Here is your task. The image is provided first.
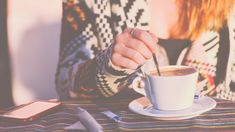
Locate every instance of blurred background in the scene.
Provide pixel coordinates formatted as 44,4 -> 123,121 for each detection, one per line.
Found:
0,0 -> 12,108
0,0 -> 62,107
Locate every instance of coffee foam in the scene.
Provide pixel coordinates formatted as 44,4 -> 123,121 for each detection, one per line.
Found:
150,67 -> 196,76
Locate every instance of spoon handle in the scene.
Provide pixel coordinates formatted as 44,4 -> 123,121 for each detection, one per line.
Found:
152,53 -> 161,76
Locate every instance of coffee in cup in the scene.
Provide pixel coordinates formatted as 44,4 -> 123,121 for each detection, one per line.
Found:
150,66 -> 196,76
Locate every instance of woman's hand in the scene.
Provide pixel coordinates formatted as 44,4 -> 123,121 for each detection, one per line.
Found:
112,28 -> 158,69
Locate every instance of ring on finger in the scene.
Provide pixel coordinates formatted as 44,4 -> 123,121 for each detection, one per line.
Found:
130,28 -> 135,37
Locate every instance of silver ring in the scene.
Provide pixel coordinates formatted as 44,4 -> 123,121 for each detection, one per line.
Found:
130,28 -> 135,37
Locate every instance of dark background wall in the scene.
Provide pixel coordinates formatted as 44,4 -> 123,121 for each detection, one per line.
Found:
0,0 -> 14,108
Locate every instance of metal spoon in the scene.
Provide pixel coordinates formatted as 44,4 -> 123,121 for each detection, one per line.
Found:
152,53 -> 161,76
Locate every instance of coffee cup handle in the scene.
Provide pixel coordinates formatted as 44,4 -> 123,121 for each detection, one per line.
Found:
132,77 -> 155,105
132,77 -> 146,96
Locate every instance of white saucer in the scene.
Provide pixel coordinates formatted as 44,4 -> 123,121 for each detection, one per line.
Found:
128,96 -> 216,120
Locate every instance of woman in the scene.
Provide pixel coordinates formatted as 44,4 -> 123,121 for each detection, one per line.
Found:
56,0 -> 235,100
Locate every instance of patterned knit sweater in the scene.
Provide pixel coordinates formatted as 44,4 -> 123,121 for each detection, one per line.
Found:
56,0 -> 235,101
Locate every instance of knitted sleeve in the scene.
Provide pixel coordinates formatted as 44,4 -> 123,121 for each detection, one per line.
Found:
55,0 -> 136,100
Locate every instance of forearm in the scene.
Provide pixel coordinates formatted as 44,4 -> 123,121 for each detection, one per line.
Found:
56,44 -> 137,100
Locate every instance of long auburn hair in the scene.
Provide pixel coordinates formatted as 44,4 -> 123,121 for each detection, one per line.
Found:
171,0 -> 235,41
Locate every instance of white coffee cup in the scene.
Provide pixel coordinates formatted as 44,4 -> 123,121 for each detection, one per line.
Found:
133,65 -> 198,111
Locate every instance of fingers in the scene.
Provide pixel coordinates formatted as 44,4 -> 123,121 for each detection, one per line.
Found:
148,32 -> 158,44
112,53 -> 139,69
124,38 -> 152,59
111,27 -> 158,69
114,44 -> 146,65
126,28 -> 157,52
